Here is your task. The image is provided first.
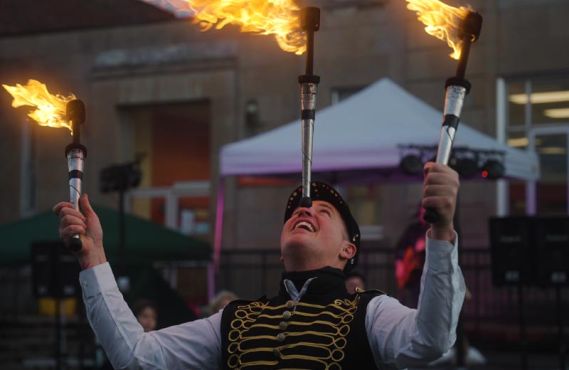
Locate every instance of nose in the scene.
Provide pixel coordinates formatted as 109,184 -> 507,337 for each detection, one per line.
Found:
295,206 -> 314,217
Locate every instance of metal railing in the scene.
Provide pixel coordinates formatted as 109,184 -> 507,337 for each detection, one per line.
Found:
218,246 -> 569,347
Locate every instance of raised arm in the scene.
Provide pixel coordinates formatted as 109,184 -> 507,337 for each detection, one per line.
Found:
80,263 -> 221,369
366,236 -> 465,368
365,162 -> 466,368
54,195 -> 222,369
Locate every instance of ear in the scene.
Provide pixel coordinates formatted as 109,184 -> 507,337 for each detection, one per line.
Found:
339,240 -> 357,261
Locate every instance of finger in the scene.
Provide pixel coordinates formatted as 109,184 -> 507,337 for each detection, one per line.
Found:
53,202 -> 74,216
424,185 -> 457,197
423,162 -> 434,176
80,194 -> 97,218
422,196 -> 454,211
61,225 -> 86,239
61,214 -> 87,229
425,172 -> 459,186
424,162 -> 458,176
58,207 -> 87,222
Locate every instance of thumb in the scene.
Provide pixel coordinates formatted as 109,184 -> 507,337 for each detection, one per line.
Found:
80,193 -> 96,217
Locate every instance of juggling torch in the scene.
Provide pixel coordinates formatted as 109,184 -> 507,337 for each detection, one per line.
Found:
424,11 -> 483,224
298,7 -> 321,208
65,100 -> 87,252
2,80 -> 88,250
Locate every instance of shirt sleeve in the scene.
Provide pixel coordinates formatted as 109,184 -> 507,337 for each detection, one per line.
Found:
80,262 -> 222,370
365,233 -> 466,369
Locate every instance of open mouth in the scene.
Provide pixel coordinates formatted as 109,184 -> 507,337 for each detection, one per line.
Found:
293,220 -> 316,232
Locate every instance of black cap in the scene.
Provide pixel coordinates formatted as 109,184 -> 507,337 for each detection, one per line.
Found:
283,181 -> 360,272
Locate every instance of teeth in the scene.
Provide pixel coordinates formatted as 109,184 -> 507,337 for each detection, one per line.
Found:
295,221 -> 315,232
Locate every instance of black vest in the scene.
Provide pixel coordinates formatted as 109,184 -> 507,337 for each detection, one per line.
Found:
221,267 -> 383,369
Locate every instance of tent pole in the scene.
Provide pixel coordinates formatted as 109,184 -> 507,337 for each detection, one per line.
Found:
210,177 -> 226,300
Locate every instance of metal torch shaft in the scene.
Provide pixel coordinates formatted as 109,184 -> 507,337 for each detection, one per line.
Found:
424,78 -> 470,224
66,146 -> 86,251
435,81 -> 469,165
300,80 -> 318,206
299,7 -> 320,207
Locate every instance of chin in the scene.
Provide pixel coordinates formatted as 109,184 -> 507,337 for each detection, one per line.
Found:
282,233 -> 314,249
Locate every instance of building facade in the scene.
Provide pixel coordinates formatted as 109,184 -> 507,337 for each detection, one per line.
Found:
1,0 -> 568,262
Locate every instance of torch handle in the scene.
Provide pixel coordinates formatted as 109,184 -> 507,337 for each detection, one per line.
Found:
301,118 -> 314,207
423,81 -> 468,225
66,145 -> 86,252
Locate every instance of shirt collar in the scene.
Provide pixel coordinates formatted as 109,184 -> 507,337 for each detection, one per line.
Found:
279,267 -> 347,299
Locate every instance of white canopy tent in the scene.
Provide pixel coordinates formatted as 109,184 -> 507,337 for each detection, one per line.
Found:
212,78 -> 539,291
221,78 -> 538,180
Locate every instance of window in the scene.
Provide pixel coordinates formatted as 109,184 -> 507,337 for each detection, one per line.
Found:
501,74 -> 569,215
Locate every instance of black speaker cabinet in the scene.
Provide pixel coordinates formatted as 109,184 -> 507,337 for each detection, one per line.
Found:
489,217 -> 535,286
534,216 -> 569,286
31,241 -> 80,298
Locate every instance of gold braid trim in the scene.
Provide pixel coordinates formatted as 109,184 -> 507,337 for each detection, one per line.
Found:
227,295 -> 360,369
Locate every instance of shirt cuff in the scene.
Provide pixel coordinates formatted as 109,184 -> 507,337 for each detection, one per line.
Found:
78,262 -> 118,298
425,231 -> 459,272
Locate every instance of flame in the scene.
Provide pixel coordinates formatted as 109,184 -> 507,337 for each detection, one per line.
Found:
186,0 -> 306,55
2,79 -> 75,133
406,0 -> 471,60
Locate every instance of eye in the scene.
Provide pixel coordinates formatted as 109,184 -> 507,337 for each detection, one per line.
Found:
319,208 -> 331,217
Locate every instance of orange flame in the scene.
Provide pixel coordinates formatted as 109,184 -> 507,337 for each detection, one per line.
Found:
406,0 -> 471,60
186,0 -> 306,55
2,79 -> 75,134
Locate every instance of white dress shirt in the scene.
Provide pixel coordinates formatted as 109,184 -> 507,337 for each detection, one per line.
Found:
80,235 -> 465,369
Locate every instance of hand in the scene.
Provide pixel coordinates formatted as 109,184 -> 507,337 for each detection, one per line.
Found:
53,194 -> 107,270
422,162 -> 459,242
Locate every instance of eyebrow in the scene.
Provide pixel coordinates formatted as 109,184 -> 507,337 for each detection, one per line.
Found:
317,203 -> 335,213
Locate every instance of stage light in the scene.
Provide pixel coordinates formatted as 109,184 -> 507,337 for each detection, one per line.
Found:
481,159 -> 505,180
450,156 -> 479,178
400,154 -> 424,175
100,162 -> 142,193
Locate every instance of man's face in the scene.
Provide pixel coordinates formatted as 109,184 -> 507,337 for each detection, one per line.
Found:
137,307 -> 157,332
280,200 -> 355,271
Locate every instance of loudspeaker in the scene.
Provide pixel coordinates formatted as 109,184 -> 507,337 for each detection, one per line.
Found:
31,241 -> 80,298
489,217 -> 535,286
534,217 -> 569,286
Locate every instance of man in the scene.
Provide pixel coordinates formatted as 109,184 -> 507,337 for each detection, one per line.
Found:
54,162 -> 464,369
133,300 -> 159,332
395,206 -> 430,308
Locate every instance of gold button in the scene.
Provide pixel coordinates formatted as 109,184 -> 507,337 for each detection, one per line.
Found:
286,300 -> 295,309
273,348 -> 282,359
276,333 -> 286,342
282,310 -> 292,320
279,321 -> 288,330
